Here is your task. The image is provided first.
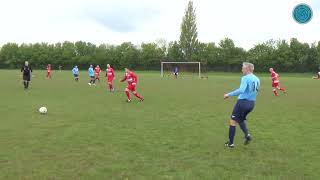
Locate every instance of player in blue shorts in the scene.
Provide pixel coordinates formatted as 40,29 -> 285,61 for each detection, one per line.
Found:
72,65 -> 79,81
223,62 -> 260,148
88,65 -> 95,86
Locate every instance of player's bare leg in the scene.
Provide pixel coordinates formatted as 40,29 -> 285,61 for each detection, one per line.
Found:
108,82 -> 114,92
46,72 -> 52,79
125,88 -> 131,102
132,90 -> 144,101
272,88 -> 279,96
276,86 -> 286,94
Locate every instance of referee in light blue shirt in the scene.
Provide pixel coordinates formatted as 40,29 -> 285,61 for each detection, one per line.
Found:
223,62 -> 260,148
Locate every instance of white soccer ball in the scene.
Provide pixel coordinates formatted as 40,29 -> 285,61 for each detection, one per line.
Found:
39,107 -> 47,114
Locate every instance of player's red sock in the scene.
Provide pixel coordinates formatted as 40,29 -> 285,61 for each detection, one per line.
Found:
109,84 -> 113,90
273,90 -> 278,96
133,92 -> 142,99
125,91 -> 131,100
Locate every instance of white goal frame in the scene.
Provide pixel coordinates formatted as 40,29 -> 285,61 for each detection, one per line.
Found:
161,61 -> 201,78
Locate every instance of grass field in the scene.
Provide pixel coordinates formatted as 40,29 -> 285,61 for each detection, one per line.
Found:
0,70 -> 319,179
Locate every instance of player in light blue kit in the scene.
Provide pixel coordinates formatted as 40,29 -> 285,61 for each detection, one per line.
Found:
72,65 -> 79,82
223,62 -> 260,148
88,65 -> 95,86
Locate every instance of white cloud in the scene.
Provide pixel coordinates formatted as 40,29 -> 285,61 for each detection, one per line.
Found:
0,0 -> 319,49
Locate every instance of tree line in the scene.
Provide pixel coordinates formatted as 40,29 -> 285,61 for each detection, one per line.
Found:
0,38 -> 319,72
1,0 -> 319,72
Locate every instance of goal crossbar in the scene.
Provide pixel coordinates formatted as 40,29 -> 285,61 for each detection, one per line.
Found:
161,61 -> 201,78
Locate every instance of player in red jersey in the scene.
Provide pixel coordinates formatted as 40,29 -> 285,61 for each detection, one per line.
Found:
105,64 -> 115,92
46,64 -> 52,79
94,65 -> 101,82
269,68 -> 286,96
120,68 -> 144,102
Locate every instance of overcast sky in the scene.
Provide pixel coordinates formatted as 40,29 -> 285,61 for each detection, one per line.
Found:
0,0 -> 319,49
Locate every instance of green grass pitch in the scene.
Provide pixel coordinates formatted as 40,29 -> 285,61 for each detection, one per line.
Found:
0,70 -> 319,179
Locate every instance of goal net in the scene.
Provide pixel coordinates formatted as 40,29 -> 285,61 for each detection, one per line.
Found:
161,62 -> 203,78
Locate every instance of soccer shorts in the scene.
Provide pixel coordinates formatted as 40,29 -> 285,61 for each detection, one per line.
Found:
73,74 -> 79,78
127,84 -> 136,91
23,75 -> 31,81
231,99 -> 255,123
272,82 -> 279,87
107,78 -> 113,83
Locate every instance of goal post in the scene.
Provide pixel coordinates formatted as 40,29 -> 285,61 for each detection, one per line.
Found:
161,61 -> 201,78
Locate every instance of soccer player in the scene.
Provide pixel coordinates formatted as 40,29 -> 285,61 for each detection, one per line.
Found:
223,62 -> 260,148
72,65 -> 79,81
312,72 -> 320,79
269,68 -> 286,96
46,64 -> 52,79
88,65 -> 95,86
21,61 -> 32,90
94,65 -> 101,82
173,66 -> 179,79
120,68 -> 144,102
105,64 -> 115,92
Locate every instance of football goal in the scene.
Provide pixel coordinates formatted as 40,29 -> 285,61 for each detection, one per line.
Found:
160,61 -> 202,78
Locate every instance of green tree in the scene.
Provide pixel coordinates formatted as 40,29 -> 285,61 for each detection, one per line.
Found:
307,43 -> 319,72
0,38 -> 319,72
216,38 -> 246,71
179,0 -> 199,61
115,42 -> 140,69
167,41 -> 183,62
140,43 -> 166,70
193,42 -> 218,66
0,43 -> 20,68
247,40 -> 276,71
316,42 -> 320,71
274,40 -> 291,72
289,38 -> 310,72
61,41 -> 76,68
